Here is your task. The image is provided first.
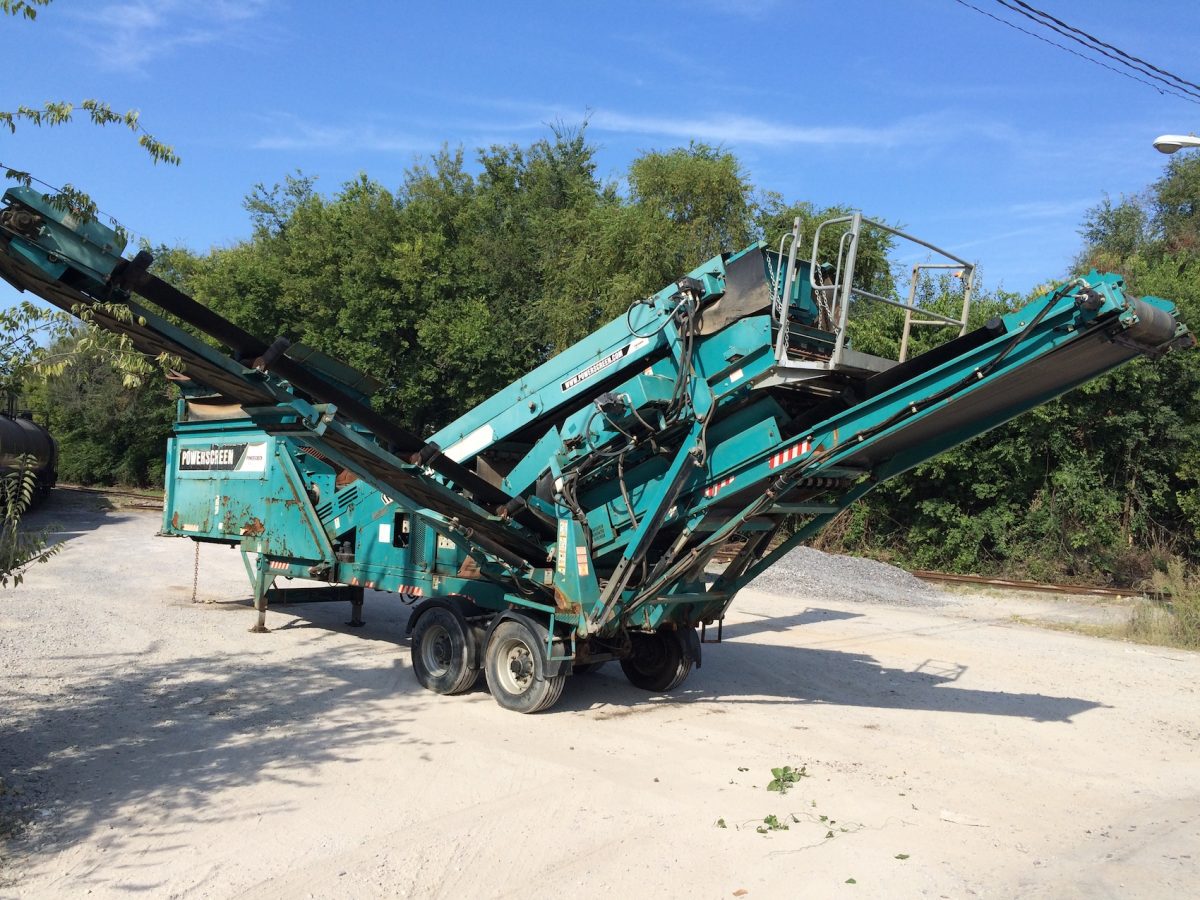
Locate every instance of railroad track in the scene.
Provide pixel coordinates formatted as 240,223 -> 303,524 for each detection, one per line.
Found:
910,569 -> 1172,603
56,483 -> 164,510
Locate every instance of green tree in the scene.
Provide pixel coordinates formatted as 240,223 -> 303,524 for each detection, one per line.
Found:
173,131 -> 780,433
827,150 -> 1200,585
28,326 -> 175,487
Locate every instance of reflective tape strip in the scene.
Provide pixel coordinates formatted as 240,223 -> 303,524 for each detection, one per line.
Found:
703,476 -> 736,498
768,440 -> 811,469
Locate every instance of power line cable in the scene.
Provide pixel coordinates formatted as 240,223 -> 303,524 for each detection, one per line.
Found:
0,161 -> 137,236
1008,0 -> 1200,95
993,0 -> 1200,101
950,0 -> 1200,106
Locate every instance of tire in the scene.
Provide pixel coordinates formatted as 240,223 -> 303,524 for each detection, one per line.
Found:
619,629 -> 692,693
410,606 -> 479,695
484,619 -> 566,713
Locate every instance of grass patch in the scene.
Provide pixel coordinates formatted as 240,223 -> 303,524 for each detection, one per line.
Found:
1010,596 -> 1200,653
1123,558 -> 1200,650
1004,555 -> 1200,652
1123,599 -> 1200,650
1008,614 -> 1116,640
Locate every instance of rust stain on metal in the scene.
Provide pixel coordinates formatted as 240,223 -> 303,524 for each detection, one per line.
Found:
552,586 -> 581,614
241,517 -> 265,536
457,557 -> 482,579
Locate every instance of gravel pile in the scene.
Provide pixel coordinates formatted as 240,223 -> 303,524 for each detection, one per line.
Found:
744,545 -> 950,607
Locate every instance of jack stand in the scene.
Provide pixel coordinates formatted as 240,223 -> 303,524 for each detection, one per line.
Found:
346,586 -> 365,627
244,550 -> 271,633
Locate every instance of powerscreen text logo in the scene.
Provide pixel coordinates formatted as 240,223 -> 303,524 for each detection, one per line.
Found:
178,442 -> 268,473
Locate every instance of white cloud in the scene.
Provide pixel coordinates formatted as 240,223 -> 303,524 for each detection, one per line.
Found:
587,109 -> 968,149
67,0 -> 273,72
246,98 -> 1022,163
1003,199 -> 1092,220
251,116 -> 433,154
678,0 -> 782,19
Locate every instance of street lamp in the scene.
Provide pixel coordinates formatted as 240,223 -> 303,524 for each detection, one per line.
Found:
1152,134 -> 1200,154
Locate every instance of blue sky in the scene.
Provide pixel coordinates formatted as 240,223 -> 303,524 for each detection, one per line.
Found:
3,0 -> 1199,309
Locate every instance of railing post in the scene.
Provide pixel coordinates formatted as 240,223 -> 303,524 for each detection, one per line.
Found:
773,216 -> 802,363
960,264 -> 975,336
899,263 -> 920,362
831,212 -> 861,368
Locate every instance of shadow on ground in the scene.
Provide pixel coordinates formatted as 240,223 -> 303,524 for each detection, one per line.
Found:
18,489 -> 136,549
256,599 -> 1104,725
554,623 -> 1105,722
1,587 -> 1103,889
0,638 -> 435,880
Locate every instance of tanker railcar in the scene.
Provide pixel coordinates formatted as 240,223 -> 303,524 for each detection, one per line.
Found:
0,412 -> 57,502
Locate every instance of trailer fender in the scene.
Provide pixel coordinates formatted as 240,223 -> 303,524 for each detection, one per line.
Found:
484,611 -> 571,679
406,596 -> 488,670
679,625 -> 702,669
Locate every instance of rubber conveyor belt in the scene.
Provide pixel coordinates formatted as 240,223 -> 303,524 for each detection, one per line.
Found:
838,299 -> 1178,472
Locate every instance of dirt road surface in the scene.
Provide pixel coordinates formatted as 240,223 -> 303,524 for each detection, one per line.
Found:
2,493 -> 1198,898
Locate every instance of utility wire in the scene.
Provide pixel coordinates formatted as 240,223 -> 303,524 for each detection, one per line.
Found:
1007,0 -> 1200,96
0,160 -> 137,236
951,0 -> 1200,107
994,0 -> 1200,101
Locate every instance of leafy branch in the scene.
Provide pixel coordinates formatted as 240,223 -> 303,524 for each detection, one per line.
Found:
2,1 -> 180,225
0,101 -> 180,169
1,0 -> 52,21
0,455 -> 60,588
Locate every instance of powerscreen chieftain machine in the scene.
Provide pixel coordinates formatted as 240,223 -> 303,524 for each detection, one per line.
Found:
0,185 -> 1191,712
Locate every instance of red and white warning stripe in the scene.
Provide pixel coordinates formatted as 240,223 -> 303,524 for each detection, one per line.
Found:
269,559 -> 291,571
299,446 -> 332,464
349,575 -> 424,596
703,476 -> 736,498
769,439 -> 811,469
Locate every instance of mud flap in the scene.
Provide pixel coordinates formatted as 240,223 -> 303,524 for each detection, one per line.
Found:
679,626 -> 702,669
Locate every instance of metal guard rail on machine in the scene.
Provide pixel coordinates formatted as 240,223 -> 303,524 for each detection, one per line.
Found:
0,185 -> 1192,712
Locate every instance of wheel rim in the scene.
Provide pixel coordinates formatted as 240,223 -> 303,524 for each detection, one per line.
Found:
632,637 -> 667,674
494,636 -> 536,696
420,623 -> 454,678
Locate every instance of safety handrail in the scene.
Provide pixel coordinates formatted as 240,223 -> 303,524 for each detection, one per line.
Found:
771,213 -> 976,368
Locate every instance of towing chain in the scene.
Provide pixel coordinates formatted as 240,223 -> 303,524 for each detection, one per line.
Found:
190,541 -> 201,603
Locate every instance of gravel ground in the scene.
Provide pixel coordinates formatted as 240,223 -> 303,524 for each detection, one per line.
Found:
744,546 -> 952,607
3,492 -> 1199,899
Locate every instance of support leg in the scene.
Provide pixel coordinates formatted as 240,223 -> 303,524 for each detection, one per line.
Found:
346,586 -> 365,627
245,551 -> 272,633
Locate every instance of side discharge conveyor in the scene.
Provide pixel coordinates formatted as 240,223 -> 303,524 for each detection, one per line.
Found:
0,186 -> 1192,712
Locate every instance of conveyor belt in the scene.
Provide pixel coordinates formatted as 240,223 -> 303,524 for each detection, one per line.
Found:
0,245 -> 547,563
838,306 -> 1174,472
